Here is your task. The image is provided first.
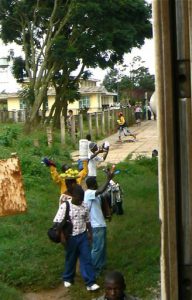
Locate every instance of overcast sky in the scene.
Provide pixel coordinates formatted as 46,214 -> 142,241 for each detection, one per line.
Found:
89,38 -> 155,81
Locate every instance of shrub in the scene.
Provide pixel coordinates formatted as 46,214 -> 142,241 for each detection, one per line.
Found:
0,126 -> 18,146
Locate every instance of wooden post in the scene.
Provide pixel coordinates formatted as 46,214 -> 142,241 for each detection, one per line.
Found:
107,109 -> 111,134
95,112 -> 99,137
15,111 -> 18,123
88,113 -> 92,137
60,115 -> 65,146
79,114 -> 84,139
46,127 -> 53,148
101,111 -> 105,135
10,111 -> 14,122
151,0 -> 192,298
111,109 -> 115,132
71,116 -> 76,143
22,110 -> 26,122
33,139 -> 39,147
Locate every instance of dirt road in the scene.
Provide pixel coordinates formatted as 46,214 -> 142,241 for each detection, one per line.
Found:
72,119 -> 158,164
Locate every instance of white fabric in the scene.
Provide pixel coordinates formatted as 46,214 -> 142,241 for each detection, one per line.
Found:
59,194 -> 72,206
88,155 -> 103,176
84,189 -> 106,228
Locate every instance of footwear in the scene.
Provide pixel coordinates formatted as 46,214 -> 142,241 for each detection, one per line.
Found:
87,283 -> 100,291
64,281 -> 72,287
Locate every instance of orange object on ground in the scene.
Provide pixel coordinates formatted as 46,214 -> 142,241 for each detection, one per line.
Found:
0,157 -> 27,217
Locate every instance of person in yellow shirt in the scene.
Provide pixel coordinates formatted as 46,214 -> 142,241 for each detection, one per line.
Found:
42,158 -> 88,195
117,112 -> 136,142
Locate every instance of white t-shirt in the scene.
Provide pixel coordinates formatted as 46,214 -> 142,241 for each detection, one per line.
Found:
84,189 -> 106,228
88,155 -> 103,176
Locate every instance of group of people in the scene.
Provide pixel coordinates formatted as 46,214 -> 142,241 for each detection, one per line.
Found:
134,103 -> 153,124
43,111 -> 139,298
43,135 -> 112,292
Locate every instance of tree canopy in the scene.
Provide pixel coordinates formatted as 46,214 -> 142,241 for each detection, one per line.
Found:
103,56 -> 155,103
0,0 -> 152,130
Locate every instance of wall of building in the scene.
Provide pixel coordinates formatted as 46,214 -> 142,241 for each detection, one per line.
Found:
7,97 -> 20,111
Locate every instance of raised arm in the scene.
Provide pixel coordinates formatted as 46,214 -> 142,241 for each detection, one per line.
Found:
95,171 -> 114,196
78,160 -> 88,184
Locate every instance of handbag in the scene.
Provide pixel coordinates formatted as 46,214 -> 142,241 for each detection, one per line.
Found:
48,201 -> 73,244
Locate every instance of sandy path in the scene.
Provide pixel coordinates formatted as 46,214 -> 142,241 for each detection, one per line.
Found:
23,284 -> 71,300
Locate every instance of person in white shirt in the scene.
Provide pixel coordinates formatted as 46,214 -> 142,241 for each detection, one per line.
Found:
84,171 -> 113,277
88,142 -> 109,177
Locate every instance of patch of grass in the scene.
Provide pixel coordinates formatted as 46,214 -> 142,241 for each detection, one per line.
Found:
69,159 -> 160,300
0,282 -> 23,300
0,123 -> 160,299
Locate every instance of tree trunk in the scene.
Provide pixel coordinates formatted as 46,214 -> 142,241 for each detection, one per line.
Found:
25,81 -> 49,131
46,102 -> 56,125
52,83 -> 69,128
53,103 -> 62,128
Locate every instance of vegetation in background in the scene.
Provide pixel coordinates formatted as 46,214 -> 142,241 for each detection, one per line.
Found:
0,0 -> 152,130
0,123 -> 160,299
103,56 -> 155,104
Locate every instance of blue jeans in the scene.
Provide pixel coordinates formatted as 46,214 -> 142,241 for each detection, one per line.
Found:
92,227 -> 106,276
63,231 -> 96,286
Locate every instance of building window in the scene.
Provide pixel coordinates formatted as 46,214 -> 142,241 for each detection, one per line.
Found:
19,99 -> 26,110
79,96 -> 90,109
0,100 -> 7,110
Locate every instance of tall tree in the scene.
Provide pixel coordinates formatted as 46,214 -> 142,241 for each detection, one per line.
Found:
103,56 -> 155,101
0,0 -> 152,131
102,68 -> 121,93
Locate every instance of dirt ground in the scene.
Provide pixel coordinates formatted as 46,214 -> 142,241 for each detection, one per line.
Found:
23,284 -> 71,300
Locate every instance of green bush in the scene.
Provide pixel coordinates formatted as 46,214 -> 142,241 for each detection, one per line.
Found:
0,126 -> 18,146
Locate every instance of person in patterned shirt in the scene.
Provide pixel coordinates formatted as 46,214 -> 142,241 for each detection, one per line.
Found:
53,183 -> 100,291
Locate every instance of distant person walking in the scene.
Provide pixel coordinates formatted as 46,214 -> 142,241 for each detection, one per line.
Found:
117,112 -> 136,142
66,109 -> 73,134
145,104 -> 152,120
67,109 -> 78,137
134,105 -> 142,125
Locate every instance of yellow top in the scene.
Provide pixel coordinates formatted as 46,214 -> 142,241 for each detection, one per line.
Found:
50,160 -> 88,194
117,116 -> 125,126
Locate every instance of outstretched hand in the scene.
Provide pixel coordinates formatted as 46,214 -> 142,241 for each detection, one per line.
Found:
106,165 -> 115,180
98,147 -> 104,154
42,157 -> 56,167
